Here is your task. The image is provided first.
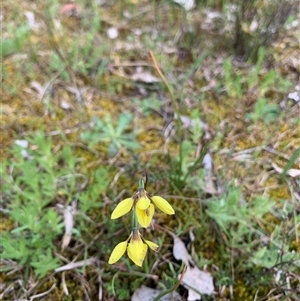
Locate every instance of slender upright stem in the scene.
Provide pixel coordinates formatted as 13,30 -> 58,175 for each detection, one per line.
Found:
149,51 -> 182,136
132,205 -> 138,231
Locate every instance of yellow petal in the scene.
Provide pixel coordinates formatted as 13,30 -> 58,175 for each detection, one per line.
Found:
127,240 -> 148,267
144,239 -> 159,252
111,198 -> 134,219
108,241 -> 127,264
136,196 -> 150,210
151,196 -> 175,215
136,204 -> 154,228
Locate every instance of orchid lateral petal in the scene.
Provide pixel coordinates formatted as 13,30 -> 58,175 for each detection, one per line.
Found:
111,198 -> 134,219
108,241 -> 127,264
151,196 -> 175,215
144,239 -> 159,252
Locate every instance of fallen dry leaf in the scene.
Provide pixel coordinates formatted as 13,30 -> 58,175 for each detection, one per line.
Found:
131,67 -> 160,83
203,153 -> 221,194
15,139 -> 31,159
55,258 -> 98,273
107,27 -> 119,39
57,201 -> 77,250
31,81 -> 45,97
172,233 -> 194,265
60,3 -> 81,16
131,285 -> 181,301
272,162 -> 300,178
179,266 -> 215,300
24,11 -> 40,30
288,91 -> 300,102
171,233 -> 215,300
172,0 -> 195,11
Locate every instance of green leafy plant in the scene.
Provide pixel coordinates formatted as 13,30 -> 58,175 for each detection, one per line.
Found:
206,187 -> 300,281
2,23 -> 31,58
103,268 -> 149,300
168,140 -> 209,192
133,94 -> 161,116
223,48 -> 292,101
1,131 -> 110,278
206,189 -> 274,235
223,58 -> 243,98
1,139 -> 63,278
78,166 -> 109,214
45,0 -> 104,77
104,272 -> 131,300
246,97 -> 279,124
81,112 -> 141,156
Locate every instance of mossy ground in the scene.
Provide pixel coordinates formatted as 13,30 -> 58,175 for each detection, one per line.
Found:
1,0 -> 299,300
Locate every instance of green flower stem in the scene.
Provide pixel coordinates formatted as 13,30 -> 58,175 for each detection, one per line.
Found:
132,206 -> 138,230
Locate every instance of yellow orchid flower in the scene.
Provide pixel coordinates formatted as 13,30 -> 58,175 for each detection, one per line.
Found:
108,230 -> 159,267
111,179 -> 175,228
